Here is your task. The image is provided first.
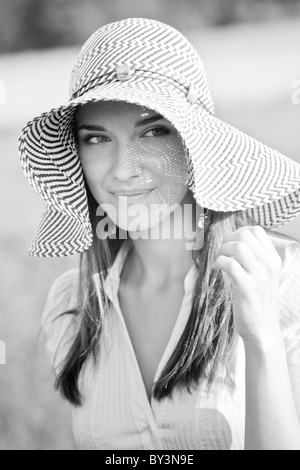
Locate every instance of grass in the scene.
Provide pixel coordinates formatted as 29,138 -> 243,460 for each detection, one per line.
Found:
0,17 -> 300,450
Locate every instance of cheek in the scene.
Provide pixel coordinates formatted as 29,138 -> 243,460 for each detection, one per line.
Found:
78,153 -> 109,203
140,138 -> 189,186
79,149 -> 107,182
150,142 -> 189,202
161,141 -> 189,184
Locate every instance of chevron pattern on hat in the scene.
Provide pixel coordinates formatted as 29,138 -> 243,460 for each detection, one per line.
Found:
70,17 -> 214,114
27,205 -> 93,257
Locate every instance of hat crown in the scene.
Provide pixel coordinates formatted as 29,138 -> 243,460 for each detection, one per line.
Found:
70,17 -> 214,114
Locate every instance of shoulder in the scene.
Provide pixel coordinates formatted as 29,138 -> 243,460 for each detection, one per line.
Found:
42,268 -> 80,368
267,230 -> 300,359
42,268 -> 79,325
52,267 -> 79,286
45,268 -> 79,305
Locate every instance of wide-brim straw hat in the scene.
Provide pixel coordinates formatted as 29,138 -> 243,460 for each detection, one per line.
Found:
19,17 -> 300,257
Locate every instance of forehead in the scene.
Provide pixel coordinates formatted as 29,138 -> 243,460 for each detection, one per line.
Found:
76,100 -> 159,123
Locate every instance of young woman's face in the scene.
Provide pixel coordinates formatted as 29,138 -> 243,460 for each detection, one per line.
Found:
76,101 -> 191,233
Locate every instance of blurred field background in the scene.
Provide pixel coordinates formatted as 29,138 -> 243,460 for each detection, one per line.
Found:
0,0 -> 300,450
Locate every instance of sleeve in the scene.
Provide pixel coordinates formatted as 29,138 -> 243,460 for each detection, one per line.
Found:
41,268 -> 80,373
277,239 -> 300,365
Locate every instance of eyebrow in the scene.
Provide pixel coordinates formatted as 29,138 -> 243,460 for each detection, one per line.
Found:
76,113 -> 165,132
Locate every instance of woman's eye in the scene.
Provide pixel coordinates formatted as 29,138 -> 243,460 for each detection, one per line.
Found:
142,127 -> 170,138
82,135 -> 110,145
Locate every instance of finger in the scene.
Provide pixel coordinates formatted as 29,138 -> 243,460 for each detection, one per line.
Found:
247,226 -> 280,258
213,254 -> 248,286
222,226 -> 269,263
236,225 -> 282,270
216,240 -> 258,273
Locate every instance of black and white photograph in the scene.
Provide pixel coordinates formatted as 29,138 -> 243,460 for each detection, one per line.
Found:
1,0 -> 300,452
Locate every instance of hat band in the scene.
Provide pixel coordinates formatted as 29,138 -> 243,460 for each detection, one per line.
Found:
71,68 -> 213,115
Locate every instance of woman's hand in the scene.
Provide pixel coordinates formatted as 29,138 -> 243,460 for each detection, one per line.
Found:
213,226 -> 283,346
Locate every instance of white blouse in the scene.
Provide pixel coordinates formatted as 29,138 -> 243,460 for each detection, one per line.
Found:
42,231 -> 300,450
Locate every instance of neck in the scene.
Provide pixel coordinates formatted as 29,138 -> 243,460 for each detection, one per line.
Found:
122,190 -> 198,290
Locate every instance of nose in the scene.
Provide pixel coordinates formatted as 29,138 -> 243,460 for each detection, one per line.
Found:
111,139 -> 143,181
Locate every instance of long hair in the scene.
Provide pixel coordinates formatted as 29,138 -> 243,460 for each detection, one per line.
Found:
54,185 -> 255,406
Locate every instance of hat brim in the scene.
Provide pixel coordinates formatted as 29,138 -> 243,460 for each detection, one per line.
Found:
19,79 -> 300,256
27,204 -> 93,257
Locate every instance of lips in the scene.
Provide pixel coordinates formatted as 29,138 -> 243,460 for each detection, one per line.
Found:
110,188 -> 154,203
112,189 -> 154,197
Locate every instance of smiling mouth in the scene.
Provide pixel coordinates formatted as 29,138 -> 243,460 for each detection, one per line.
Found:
111,189 -> 154,201
112,189 -> 154,197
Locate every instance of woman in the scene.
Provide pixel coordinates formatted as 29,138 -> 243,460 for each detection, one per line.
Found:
19,18 -> 300,450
